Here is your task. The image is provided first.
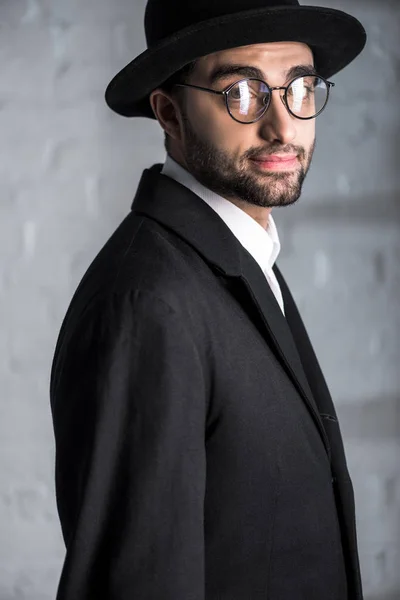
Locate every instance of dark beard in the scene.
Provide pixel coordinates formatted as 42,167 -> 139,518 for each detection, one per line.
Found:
180,112 -> 316,209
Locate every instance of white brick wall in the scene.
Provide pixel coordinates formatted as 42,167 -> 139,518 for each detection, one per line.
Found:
0,0 -> 399,598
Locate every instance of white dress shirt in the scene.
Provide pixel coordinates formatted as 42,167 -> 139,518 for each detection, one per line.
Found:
161,154 -> 285,316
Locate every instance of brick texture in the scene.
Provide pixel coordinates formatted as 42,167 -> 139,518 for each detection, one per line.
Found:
0,0 -> 399,598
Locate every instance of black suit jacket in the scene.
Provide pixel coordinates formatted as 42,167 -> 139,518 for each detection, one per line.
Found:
50,164 -> 363,599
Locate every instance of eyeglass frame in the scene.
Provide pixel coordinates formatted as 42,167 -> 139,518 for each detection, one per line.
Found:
174,73 -> 335,124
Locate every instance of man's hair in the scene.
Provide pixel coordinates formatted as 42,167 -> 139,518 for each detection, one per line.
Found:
158,60 -> 198,153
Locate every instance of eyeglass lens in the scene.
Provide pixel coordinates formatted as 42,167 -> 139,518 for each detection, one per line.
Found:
227,76 -> 329,122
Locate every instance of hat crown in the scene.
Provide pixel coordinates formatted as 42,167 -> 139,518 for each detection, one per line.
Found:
144,0 -> 300,47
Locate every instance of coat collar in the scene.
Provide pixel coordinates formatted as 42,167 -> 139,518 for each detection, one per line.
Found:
131,164 -> 331,458
132,163 -> 243,275
161,153 -> 282,275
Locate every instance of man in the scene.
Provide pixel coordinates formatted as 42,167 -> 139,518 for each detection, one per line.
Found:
50,0 -> 367,598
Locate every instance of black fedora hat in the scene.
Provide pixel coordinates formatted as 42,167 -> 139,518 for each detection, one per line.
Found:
105,0 -> 366,119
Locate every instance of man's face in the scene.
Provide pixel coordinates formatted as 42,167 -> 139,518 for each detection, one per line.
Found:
176,42 -> 316,210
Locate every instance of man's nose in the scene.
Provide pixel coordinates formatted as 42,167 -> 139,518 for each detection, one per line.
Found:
258,90 -> 297,145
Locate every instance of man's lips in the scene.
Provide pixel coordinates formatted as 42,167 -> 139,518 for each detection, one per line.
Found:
251,154 -> 298,163
250,154 -> 299,171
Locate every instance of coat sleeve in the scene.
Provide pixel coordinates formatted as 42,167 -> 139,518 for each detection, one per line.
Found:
51,290 -> 207,600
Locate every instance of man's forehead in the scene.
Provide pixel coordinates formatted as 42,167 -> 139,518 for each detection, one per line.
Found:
198,41 -> 313,71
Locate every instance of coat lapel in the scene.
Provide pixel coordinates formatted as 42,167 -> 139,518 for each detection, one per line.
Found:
273,263 -> 335,418
131,164 -> 331,458
274,263 -> 363,598
237,250 -> 330,457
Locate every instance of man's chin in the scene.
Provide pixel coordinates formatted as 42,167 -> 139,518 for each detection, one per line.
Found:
246,175 -> 304,207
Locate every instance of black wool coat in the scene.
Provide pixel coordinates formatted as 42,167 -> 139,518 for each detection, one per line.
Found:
50,164 -> 363,600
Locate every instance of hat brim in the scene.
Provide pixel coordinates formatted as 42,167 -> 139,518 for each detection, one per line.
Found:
105,5 -> 366,118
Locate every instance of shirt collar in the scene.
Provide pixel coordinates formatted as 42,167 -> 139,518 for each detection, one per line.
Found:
160,153 -> 281,274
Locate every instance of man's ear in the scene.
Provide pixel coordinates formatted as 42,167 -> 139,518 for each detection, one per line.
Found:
149,88 -> 183,144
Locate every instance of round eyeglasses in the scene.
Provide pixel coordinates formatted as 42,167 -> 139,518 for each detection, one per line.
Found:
174,74 -> 335,124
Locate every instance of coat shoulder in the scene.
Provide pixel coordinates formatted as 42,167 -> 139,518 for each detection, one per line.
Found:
65,212 -> 214,325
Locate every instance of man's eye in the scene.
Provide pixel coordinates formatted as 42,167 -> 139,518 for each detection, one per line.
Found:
230,89 -> 258,101
288,86 -> 314,97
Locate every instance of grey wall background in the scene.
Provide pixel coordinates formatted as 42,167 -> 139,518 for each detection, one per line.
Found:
0,0 -> 399,598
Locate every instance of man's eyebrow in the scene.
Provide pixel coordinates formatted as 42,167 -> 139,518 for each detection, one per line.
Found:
284,64 -> 317,81
208,63 -> 317,86
209,64 -> 265,85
